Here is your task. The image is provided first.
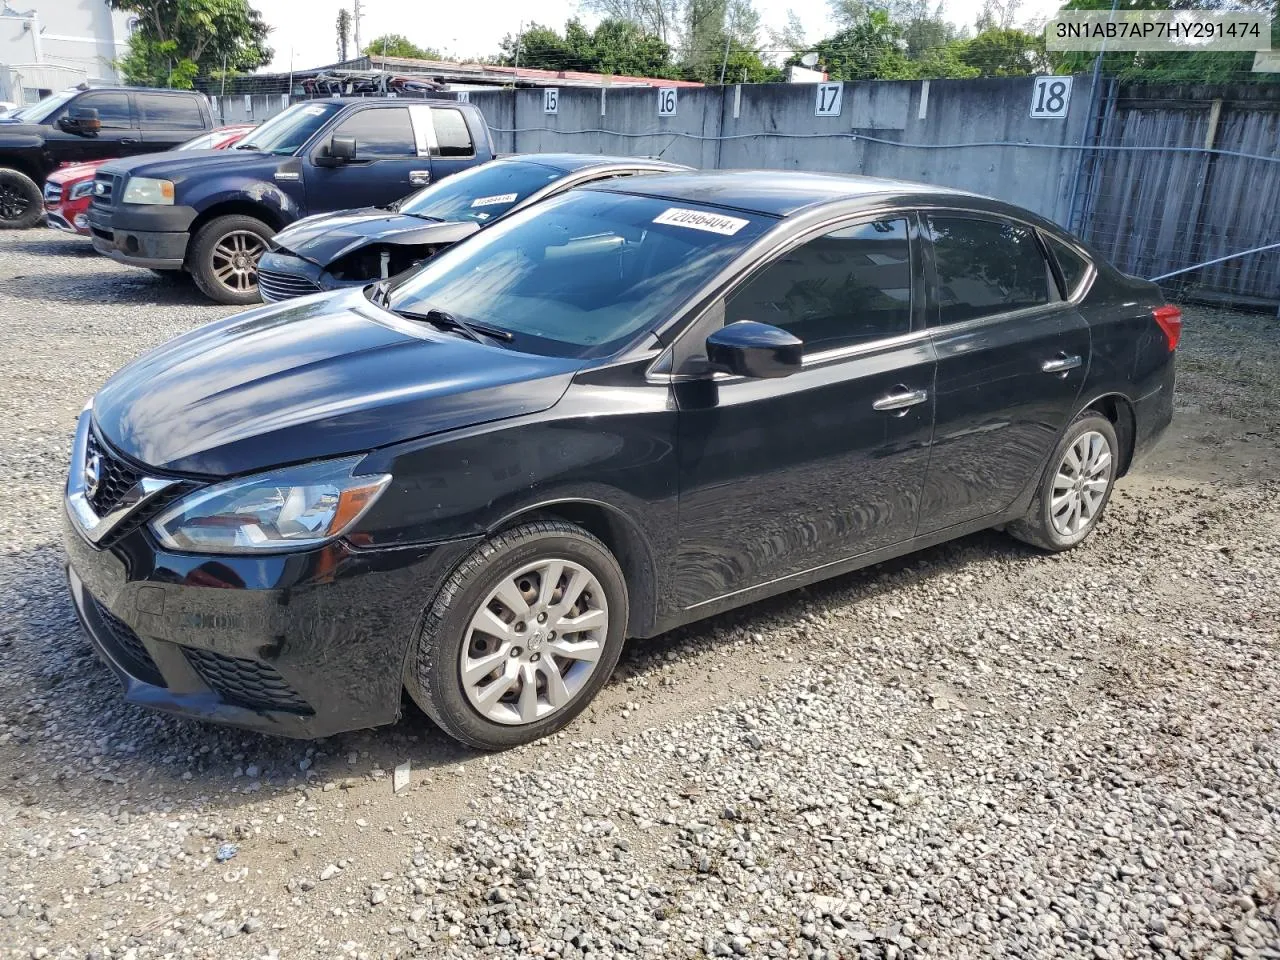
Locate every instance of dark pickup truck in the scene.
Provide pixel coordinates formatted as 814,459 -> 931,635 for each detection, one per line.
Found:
89,97 -> 496,304
0,86 -> 216,229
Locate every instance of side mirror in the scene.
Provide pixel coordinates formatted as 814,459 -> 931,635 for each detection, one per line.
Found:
706,321 -> 803,379
60,106 -> 101,135
329,135 -> 357,162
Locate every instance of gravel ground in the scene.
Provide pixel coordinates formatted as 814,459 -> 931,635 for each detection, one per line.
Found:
0,230 -> 1277,960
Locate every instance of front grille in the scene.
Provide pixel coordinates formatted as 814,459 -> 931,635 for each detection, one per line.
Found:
257,267 -> 321,303
89,594 -> 165,687
44,182 -> 62,204
85,431 -> 142,517
184,649 -> 313,714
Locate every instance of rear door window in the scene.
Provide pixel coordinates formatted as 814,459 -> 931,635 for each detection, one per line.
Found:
431,109 -> 474,157
1044,234 -> 1092,299
136,93 -> 205,130
927,215 -> 1056,325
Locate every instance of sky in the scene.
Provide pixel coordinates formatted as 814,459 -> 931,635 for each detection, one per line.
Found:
254,0 -> 1065,74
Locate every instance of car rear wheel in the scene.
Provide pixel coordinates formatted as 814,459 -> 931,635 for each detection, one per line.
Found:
406,520 -> 628,750
0,168 -> 43,230
1008,411 -> 1119,552
188,214 -> 272,305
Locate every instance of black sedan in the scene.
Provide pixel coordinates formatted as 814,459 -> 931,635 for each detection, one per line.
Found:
256,153 -> 688,302
63,171 -> 1179,750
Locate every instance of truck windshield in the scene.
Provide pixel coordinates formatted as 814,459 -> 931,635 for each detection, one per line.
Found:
386,189 -> 773,359
234,102 -> 343,155
9,89 -> 78,123
397,160 -> 565,224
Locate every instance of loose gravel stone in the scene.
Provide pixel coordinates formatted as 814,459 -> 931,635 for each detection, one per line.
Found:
0,233 -> 1278,959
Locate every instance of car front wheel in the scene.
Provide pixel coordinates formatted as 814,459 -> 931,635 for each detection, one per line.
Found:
406,520 -> 628,750
1009,411 -> 1119,552
0,168 -> 43,230
188,214 -> 272,305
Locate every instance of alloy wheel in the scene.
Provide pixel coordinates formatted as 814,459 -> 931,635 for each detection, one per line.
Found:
459,558 -> 609,726
1050,429 -> 1113,537
0,184 -> 29,221
210,230 -> 266,294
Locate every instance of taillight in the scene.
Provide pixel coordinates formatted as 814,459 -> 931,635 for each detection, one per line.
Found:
1152,305 -> 1182,351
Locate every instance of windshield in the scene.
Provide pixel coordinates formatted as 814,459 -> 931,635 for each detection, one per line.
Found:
398,160 -> 565,224
235,102 -> 342,155
9,89 -> 78,123
387,190 -> 773,359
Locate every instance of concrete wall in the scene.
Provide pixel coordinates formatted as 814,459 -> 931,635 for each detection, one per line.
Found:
467,76 -> 1102,227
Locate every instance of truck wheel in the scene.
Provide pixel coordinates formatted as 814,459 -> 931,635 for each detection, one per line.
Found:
0,169 -> 43,230
188,214 -> 273,305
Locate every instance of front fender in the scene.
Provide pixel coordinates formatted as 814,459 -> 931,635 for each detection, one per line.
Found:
185,178 -> 304,225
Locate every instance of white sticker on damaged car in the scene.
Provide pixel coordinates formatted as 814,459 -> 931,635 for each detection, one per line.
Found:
652,207 -> 750,235
471,193 -> 519,207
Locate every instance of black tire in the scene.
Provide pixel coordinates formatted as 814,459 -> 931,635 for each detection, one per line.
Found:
1008,411 -> 1119,552
406,520 -> 629,750
187,214 -> 273,305
0,168 -> 44,230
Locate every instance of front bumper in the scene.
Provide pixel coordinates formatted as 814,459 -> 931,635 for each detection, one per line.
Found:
258,250 -> 362,303
88,203 -> 197,270
61,428 -> 479,738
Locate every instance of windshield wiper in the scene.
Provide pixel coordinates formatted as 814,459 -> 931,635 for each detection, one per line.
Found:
398,307 -> 513,343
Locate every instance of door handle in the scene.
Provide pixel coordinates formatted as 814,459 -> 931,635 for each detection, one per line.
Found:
409,170 -> 431,185
1041,353 -> 1082,375
873,387 -> 929,414
120,138 -> 139,145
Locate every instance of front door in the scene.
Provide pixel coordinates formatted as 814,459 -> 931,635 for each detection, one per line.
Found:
674,215 -> 936,609
45,91 -> 138,165
916,212 -> 1090,534
303,104 -> 428,213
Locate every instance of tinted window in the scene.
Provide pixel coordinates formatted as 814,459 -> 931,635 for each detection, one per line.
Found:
398,160 -> 563,224
1046,235 -> 1091,298
432,109 -> 473,157
928,216 -> 1052,325
388,192 -> 772,359
76,93 -> 131,129
330,107 -> 416,158
726,218 -> 912,354
136,93 -> 204,130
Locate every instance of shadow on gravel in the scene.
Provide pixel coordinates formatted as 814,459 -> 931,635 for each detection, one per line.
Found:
0,528 -> 1033,816
0,233 -> 100,258
0,268 -> 217,308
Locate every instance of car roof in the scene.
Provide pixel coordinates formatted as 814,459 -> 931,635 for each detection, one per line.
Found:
499,153 -> 690,175
590,169 -> 990,218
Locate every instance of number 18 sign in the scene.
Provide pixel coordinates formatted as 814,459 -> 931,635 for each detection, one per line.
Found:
1030,76 -> 1072,119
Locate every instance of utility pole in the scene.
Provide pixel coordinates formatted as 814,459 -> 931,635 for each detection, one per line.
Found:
352,0 -> 363,59
718,32 -> 730,85
513,20 -> 523,74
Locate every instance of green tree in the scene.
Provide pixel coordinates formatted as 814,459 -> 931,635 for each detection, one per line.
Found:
109,0 -> 272,88
363,33 -> 442,60
499,18 -> 678,77
802,9 -> 913,80
959,27 -> 1048,75
336,8 -> 351,62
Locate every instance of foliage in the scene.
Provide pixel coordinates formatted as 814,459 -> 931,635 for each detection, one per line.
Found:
336,8 -> 351,62
108,0 -> 271,88
362,34 -> 442,60
498,18 -> 680,77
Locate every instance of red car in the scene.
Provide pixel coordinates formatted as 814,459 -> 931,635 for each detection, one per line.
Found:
44,124 -> 254,236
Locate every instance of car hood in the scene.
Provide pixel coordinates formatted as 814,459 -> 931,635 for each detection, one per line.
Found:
273,209 -> 481,267
98,148 -> 269,182
48,159 -> 106,185
92,289 -> 581,476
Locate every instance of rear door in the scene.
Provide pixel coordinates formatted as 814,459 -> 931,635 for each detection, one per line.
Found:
424,105 -> 479,183
44,91 -> 138,165
674,214 -> 936,608
915,211 -> 1090,535
303,104 -> 425,212
136,92 -> 209,150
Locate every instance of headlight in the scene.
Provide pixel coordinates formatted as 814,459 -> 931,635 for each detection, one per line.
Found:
149,457 -> 390,554
121,177 -> 175,205
68,180 -> 96,201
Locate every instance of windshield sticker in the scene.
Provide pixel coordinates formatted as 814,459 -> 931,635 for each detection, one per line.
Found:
652,207 -> 750,236
471,193 -> 519,207
300,105 -> 329,117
